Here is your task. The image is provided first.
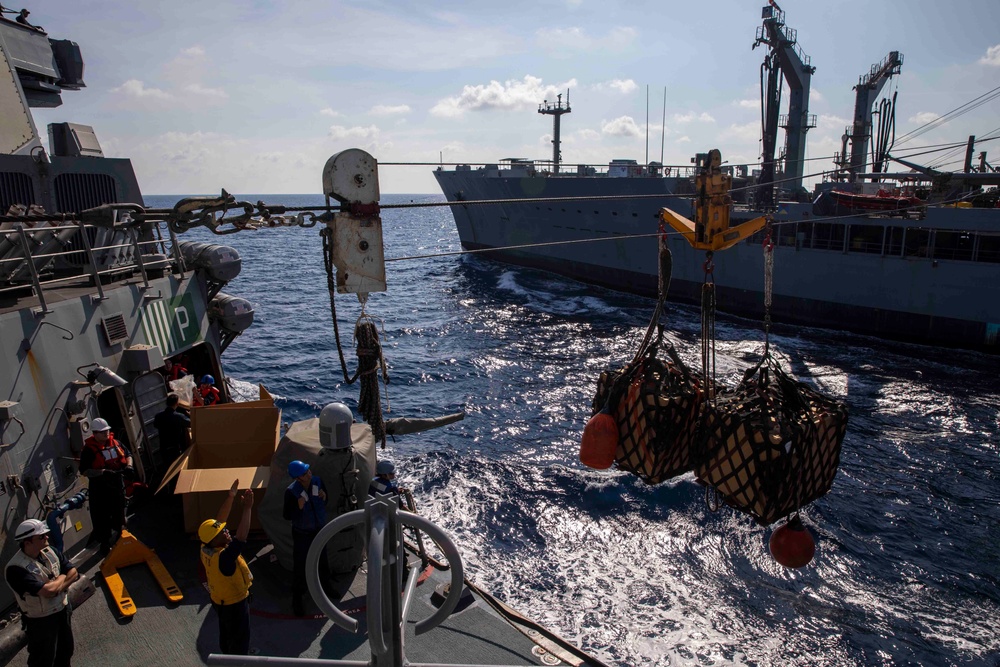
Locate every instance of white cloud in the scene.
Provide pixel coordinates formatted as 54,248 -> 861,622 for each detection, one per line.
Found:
817,113 -> 849,129
369,104 -> 411,116
430,76 -> 577,118
184,83 -> 228,100
592,79 -> 637,94
717,122 -> 760,143
329,125 -> 380,141
810,88 -> 824,104
112,79 -> 171,100
735,99 -> 759,109
534,26 -> 637,53
671,111 -> 715,124
676,136 -> 691,143
979,44 -> 1000,66
601,116 -> 641,137
908,111 -> 940,125
576,129 -> 600,142
180,46 -> 205,57
319,108 -> 340,117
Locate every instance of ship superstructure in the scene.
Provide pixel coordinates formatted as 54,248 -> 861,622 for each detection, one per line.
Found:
0,14 -> 256,616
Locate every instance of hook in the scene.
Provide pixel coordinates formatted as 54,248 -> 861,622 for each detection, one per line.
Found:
20,321 -> 74,352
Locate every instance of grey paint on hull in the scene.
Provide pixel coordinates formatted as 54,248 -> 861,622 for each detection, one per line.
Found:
436,170 -> 1000,350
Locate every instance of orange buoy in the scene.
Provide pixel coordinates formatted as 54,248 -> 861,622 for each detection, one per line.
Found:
579,407 -> 618,469
769,515 -> 816,568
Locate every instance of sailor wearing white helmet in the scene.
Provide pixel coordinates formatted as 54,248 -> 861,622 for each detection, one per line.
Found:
78,417 -> 133,554
4,519 -> 79,666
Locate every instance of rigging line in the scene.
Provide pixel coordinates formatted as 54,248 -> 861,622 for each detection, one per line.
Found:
890,137 -> 1000,161
895,85 -> 1000,146
377,160 -> 698,168
386,192 -> 979,265
895,84 -> 1000,144
385,231 -> 663,262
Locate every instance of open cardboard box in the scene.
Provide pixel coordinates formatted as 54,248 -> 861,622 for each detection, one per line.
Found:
156,386 -> 280,533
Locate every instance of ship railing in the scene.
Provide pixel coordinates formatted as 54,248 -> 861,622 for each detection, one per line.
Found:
0,221 -> 173,312
209,495 -> 532,667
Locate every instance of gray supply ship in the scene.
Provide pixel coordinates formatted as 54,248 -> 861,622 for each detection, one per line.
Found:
434,5 -> 1000,352
0,11 -> 604,666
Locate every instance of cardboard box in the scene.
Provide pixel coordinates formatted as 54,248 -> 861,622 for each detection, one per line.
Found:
157,386 -> 280,533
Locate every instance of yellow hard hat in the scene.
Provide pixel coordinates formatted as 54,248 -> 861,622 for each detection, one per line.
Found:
198,519 -> 226,544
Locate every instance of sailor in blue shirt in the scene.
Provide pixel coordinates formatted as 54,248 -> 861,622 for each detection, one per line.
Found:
282,460 -> 329,616
369,459 -> 406,501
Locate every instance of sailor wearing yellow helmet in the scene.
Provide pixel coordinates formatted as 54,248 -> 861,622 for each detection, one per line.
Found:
199,479 -> 254,656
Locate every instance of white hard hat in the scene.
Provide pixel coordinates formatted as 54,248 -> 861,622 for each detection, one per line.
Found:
14,519 -> 50,542
91,418 -> 111,432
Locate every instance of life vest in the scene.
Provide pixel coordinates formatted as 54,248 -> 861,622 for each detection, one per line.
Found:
200,545 -> 252,605
369,477 -> 400,497
5,547 -> 68,618
200,386 -> 221,406
82,433 -> 129,471
288,477 -> 326,532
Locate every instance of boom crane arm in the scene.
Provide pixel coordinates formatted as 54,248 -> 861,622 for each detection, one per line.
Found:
847,51 -> 903,177
753,4 -> 816,206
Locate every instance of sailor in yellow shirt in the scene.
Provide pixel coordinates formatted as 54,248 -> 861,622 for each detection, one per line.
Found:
198,480 -> 253,656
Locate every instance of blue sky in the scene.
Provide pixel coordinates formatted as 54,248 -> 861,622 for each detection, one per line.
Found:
24,0 -> 1000,194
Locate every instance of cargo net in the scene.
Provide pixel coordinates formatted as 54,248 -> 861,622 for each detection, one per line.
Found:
592,337 -> 710,484
695,352 -> 848,525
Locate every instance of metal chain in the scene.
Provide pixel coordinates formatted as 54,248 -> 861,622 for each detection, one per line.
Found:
762,219 -> 775,346
700,251 -> 717,402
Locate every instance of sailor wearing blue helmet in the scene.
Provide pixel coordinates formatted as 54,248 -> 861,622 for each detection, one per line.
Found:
369,459 -> 408,502
282,460 -> 328,616
197,374 -> 221,406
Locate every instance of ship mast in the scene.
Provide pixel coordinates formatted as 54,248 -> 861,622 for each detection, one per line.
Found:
538,92 -> 571,173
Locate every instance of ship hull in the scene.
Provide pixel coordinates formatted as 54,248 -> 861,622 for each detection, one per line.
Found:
435,170 -> 1000,351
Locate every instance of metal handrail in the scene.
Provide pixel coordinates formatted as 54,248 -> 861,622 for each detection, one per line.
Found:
208,496 -> 531,667
0,218 -> 176,303
0,236 -> 165,266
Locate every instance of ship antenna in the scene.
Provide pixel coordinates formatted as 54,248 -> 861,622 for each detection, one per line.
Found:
538,91 -> 572,173
645,84 -> 650,167
661,86 -> 667,164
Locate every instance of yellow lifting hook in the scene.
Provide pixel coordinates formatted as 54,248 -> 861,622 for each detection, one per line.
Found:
660,149 -> 769,251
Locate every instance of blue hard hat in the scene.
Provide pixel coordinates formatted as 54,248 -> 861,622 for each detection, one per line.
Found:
288,460 -> 310,478
200,374 -> 215,385
375,460 -> 395,476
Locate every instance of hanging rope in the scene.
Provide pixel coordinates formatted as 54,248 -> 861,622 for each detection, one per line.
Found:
321,227 -> 358,384
321,225 -> 390,448
355,316 -> 389,449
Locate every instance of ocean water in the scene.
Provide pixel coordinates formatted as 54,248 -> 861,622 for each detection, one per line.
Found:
146,193 -> 1000,667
